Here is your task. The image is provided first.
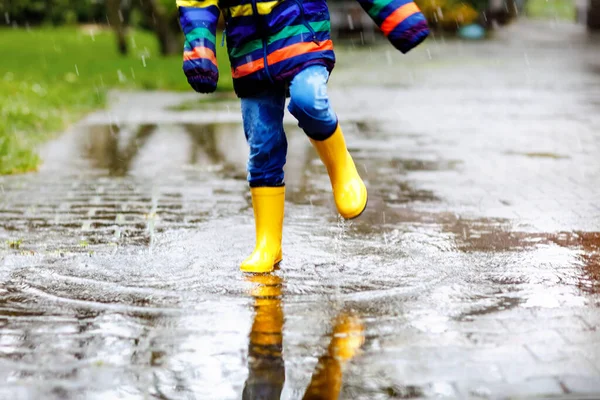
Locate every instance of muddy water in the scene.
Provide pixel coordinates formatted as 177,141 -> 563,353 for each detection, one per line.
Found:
1,21 -> 600,399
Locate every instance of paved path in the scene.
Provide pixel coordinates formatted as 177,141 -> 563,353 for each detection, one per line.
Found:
0,21 -> 599,399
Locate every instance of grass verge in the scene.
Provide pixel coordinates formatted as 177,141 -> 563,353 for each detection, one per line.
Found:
0,26 -> 232,175
525,0 -> 576,20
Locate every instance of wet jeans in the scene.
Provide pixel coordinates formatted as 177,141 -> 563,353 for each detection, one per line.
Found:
241,65 -> 338,187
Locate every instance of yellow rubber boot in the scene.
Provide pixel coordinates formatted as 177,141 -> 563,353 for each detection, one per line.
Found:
310,124 -> 367,219
241,186 -> 285,273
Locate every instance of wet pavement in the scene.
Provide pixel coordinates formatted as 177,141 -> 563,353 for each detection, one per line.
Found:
1,21 -> 600,399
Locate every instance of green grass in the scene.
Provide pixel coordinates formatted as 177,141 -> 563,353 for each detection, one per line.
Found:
525,0 -> 576,20
0,26 -> 232,175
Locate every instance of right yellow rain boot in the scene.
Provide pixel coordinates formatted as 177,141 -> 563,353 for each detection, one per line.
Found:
310,124 -> 368,219
240,186 -> 285,273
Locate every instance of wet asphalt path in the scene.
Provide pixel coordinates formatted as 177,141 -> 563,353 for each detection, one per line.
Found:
1,21 -> 600,399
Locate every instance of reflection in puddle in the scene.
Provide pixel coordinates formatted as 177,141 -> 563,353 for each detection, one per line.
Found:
302,313 -> 365,400
79,123 -> 250,178
83,124 -> 156,176
244,274 -> 365,400
243,274 -> 285,399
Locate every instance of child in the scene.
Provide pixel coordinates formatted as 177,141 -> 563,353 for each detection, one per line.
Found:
177,0 -> 429,273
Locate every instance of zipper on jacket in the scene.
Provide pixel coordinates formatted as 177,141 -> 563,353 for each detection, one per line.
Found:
293,0 -> 319,44
251,0 -> 274,83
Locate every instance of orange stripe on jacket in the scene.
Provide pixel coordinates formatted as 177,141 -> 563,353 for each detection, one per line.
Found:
232,40 -> 334,79
183,46 -> 218,67
380,3 -> 421,36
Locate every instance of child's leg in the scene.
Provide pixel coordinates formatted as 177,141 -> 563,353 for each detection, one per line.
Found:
241,90 -> 288,187
288,66 -> 368,219
240,90 -> 287,273
287,65 -> 338,141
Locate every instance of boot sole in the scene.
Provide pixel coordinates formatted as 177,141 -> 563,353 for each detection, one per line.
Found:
241,258 -> 282,274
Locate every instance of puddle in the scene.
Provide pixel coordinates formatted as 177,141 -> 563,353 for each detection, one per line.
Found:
1,96 -> 599,397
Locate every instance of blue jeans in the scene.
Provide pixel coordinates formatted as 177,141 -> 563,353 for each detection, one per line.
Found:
241,65 -> 338,187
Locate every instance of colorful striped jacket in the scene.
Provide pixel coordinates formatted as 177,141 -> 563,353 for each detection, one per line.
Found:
177,0 -> 429,97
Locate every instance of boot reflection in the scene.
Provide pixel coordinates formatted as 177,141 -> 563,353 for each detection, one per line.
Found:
303,313 -> 365,400
243,274 -> 285,400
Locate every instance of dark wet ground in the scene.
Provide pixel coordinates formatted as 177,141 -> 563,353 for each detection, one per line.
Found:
1,21 -> 600,399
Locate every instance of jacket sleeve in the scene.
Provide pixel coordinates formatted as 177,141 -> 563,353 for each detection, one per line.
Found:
177,0 -> 221,93
356,0 -> 430,54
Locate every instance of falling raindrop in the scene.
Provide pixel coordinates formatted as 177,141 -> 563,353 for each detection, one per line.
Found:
142,55 -> 147,67
117,69 -> 127,83
4,12 -> 9,24
75,64 -> 79,76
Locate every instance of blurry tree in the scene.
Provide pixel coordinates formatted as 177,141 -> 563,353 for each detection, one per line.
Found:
0,0 -> 106,25
106,0 -> 129,54
589,0 -> 600,29
106,0 -> 181,56
0,0 -> 182,56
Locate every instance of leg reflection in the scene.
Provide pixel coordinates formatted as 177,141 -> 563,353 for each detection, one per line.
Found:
303,313 -> 365,400
243,274 -> 285,400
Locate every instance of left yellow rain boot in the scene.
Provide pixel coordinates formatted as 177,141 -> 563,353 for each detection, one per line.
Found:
241,186 -> 285,273
310,124 -> 368,219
